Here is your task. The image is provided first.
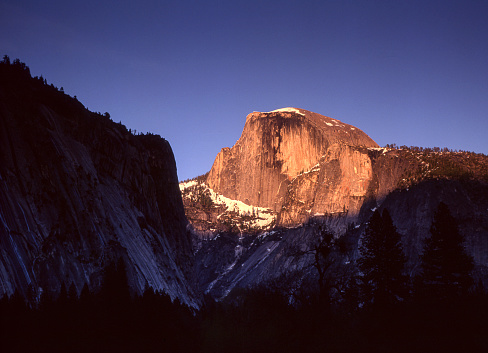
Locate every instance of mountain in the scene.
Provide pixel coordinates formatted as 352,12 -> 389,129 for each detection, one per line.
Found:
2,57 -> 488,307
207,108 -> 378,212
0,59 -> 198,306
181,107 -> 381,235
182,108 -> 488,299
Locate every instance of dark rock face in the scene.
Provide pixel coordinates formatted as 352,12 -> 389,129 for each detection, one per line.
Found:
187,108 -> 488,298
380,179 -> 488,276
0,63 -> 197,305
194,179 -> 488,299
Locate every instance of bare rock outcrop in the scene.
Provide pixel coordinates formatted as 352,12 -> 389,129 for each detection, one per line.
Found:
189,107 -> 488,299
279,144 -> 374,225
206,108 -> 378,224
0,60 -> 198,306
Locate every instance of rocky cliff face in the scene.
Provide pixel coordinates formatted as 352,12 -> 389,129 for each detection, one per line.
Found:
0,61 -> 197,306
193,177 -> 488,300
207,108 -> 378,214
184,108 -> 488,299
278,144 -> 374,226
202,108 -> 488,231
202,108 -> 416,231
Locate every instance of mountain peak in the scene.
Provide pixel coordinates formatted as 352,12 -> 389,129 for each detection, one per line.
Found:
253,107 -> 306,116
246,108 -> 377,146
207,108 -> 379,214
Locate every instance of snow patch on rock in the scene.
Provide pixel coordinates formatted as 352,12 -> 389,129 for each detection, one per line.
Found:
179,180 -> 198,191
207,186 -> 275,228
180,180 -> 276,230
262,107 -> 306,116
368,147 -> 389,154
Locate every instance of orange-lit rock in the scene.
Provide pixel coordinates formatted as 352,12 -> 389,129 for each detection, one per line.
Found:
206,108 -> 378,224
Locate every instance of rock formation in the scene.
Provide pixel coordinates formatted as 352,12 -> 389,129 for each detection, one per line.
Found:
184,108 -> 488,299
3,59 -> 488,306
0,60 -> 197,306
206,108 -> 378,214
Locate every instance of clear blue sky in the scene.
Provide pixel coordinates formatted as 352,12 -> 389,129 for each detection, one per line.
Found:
1,0 -> 487,181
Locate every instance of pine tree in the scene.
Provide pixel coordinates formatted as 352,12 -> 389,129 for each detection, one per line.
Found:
358,209 -> 407,306
312,225 -> 337,307
100,258 -> 131,306
420,202 -> 474,300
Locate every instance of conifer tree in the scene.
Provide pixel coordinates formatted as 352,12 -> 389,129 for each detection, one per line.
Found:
420,202 -> 474,300
313,226 -> 337,307
358,209 -> 407,306
100,258 -> 131,306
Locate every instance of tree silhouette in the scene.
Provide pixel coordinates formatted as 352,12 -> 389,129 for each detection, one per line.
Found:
312,225 -> 339,307
100,258 -> 131,307
358,209 -> 407,306
420,202 -> 474,300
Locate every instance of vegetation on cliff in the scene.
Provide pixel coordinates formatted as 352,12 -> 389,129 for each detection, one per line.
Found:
381,145 -> 488,187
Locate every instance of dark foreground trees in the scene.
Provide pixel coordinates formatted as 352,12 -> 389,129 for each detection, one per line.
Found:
0,260 -> 198,353
419,202 -> 474,300
358,209 -> 407,306
0,205 -> 485,353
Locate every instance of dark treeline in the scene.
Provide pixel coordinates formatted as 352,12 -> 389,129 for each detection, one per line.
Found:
0,55 -> 162,137
0,259 -> 199,352
2,203 -> 488,352
2,277 -> 486,352
198,203 -> 488,352
384,143 -> 486,155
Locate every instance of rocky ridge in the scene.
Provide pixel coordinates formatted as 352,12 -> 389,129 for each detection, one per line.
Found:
183,109 -> 488,299
2,58 -> 488,306
184,108 -> 388,232
180,178 -> 277,237
206,108 -> 378,214
0,59 -> 198,306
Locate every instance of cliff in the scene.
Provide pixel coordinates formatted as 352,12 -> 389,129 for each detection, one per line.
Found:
206,108 -> 378,213
191,109 -> 388,232
183,108 -> 488,299
201,109 -> 488,230
0,60 -> 197,305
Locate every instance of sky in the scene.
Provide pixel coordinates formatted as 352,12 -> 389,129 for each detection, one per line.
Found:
1,0 -> 487,181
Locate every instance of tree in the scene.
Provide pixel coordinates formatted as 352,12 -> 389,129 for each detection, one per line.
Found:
285,225 -> 344,309
420,202 -> 474,300
312,225 -> 337,306
100,258 -> 131,306
67,283 -> 78,304
358,209 -> 407,306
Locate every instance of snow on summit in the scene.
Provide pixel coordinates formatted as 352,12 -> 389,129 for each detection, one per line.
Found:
269,107 -> 305,116
252,107 -> 306,116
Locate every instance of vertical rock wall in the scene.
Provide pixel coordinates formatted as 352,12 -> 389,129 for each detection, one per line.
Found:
0,65 -> 197,306
207,108 -> 379,219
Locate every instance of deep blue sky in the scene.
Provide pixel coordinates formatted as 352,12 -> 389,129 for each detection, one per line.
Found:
2,0 -> 487,181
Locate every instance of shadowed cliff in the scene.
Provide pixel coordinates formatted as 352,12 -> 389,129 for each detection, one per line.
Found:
0,59 -> 198,306
182,108 -> 488,300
